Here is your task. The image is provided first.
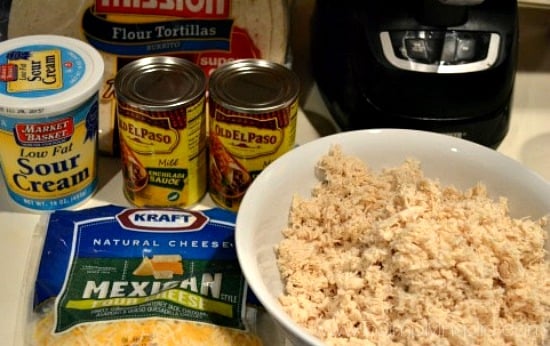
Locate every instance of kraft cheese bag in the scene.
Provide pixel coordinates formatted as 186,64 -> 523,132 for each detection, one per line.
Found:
17,205 -> 283,345
0,0 -> 291,155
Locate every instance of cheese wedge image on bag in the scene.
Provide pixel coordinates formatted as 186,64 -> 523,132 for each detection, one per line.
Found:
23,205 -> 262,345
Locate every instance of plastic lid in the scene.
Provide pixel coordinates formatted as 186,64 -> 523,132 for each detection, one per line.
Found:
0,35 -> 104,117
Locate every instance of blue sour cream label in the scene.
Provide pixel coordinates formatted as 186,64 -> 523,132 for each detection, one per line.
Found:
0,36 -> 103,211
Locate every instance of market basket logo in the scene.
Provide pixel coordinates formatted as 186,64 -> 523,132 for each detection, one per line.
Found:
116,208 -> 209,232
15,117 -> 74,147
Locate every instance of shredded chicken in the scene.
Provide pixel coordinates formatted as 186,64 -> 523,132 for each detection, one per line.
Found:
276,146 -> 549,346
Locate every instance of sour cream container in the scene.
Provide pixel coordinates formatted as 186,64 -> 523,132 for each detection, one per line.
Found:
0,35 -> 104,212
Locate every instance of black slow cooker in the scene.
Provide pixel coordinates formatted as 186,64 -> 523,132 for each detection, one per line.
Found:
311,0 -> 518,148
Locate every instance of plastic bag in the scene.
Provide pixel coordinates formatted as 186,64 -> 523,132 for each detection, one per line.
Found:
18,205 -> 268,345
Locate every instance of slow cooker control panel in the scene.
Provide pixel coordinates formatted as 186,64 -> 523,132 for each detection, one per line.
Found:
380,30 -> 500,74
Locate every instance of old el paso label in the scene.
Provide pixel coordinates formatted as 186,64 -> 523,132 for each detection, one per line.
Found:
15,118 -> 74,147
212,110 -> 284,159
6,49 -> 62,92
117,110 -> 179,154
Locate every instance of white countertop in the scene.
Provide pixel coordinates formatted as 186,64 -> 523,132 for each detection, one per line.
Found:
1,6 -> 550,344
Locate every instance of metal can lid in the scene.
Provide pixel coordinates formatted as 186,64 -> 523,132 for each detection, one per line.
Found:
209,59 -> 300,113
115,56 -> 206,111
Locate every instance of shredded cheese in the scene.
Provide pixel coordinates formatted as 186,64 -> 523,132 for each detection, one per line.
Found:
34,311 -> 263,346
276,146 -> 550,346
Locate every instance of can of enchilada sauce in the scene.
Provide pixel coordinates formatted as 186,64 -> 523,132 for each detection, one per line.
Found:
114,56 -> 207,207
0,35 -> 104,212
208,59 -> 299,211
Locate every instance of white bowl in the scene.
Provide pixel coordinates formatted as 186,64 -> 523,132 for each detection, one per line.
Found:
235,129 -> 550,346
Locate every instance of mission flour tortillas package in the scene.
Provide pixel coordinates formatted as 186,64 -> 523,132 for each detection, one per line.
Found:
19,205 -> 265,345
2,0 -> 290,154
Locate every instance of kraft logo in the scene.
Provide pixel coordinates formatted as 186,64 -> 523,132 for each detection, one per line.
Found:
116,208 -> 209,232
